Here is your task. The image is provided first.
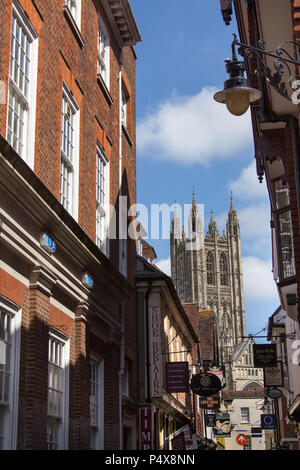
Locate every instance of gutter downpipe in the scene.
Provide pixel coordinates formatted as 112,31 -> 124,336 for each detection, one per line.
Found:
119,302 -> 125,449
145,281 -> 153,404
119,50 -> 124,450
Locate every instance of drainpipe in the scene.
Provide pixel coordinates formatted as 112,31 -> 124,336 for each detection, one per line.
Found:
119,302 -> 125,449
119,51 -> 123,192
145,281 -> 153,403
118,50 -> 124,450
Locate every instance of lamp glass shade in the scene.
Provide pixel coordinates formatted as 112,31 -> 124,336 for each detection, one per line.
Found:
225,88 -> 250,116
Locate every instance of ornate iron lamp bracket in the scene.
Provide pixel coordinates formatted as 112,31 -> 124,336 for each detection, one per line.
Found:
232,34 -> 300,102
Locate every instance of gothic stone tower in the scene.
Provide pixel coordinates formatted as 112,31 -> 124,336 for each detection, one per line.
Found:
170,193 -> 246,385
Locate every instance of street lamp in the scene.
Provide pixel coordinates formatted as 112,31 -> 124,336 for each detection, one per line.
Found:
214,34 -> 300,116
214,34 -> 261,115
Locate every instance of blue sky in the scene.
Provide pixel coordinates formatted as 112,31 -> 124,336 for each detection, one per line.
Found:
130,0 -> 279,340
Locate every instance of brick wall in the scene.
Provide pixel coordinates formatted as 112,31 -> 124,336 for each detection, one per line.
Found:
0,0 -> 139,450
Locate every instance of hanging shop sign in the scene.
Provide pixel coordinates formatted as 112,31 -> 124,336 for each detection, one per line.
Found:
266,387 -> 283,400
149,305 -> 162,398
253,344 -> 277,368
170,425 -> 192,450
261,414 -> 277,430
208,368 -> 226,387
166,361 -> 189,394
140,404 -> 152,450
199,394 -> 220,410
190,373 -> 222,397
264,362 -> 284,388
214,412 -> 231,437
171,432 -> 186,450
205,413 -> 216,427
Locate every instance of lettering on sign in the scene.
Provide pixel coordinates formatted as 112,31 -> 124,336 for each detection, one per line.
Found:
140,404 -> 152,450
150,306 -> 162,397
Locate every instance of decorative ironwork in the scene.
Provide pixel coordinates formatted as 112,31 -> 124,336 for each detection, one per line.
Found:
232,34 -> 300,102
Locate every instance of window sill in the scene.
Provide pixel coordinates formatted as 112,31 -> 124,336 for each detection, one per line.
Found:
122,124 -> 133,147
63,5 -> 85,49
97,73 -> 113,106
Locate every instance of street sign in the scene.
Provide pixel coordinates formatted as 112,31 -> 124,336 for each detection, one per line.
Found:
253,344 -> 277,368
236,434 -> 247,446
261,414 -> 277,430
266,387 -> 283,400
190,373 -> 222,397
166,361 -> 189,393
205,413 -> 216,427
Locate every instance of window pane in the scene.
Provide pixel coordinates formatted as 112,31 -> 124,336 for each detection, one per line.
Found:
278,210 -> 296,279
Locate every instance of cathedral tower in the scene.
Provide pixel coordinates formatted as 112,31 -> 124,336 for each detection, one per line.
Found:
170,193 -> 246,385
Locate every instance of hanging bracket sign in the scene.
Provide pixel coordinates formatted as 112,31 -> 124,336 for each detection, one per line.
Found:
190,373 -> 222,397
253,344 -> 277,368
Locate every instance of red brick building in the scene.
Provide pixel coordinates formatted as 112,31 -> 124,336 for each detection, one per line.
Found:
0,0 -> 141,449
219,0 -> 300,448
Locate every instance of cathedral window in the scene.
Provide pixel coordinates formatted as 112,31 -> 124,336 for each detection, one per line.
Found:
220,253 -> 228,286
206,252 -> 215,285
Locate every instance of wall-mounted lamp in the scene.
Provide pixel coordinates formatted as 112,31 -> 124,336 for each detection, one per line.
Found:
214,34 -> 300,116
214,34 -> 261,115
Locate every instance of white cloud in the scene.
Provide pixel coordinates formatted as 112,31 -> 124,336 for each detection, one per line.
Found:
155,257 -> 171,276
215,202 -> 271,257
137,87 -> 253,164
243,257 -> 278,302
229,161 -> 268,201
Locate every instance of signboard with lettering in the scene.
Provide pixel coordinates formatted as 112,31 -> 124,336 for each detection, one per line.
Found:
149,305 -> 162,398
264,362 -> 284,387
166,361 -> 189,393
266,387 -> 282,399
199,394 -> 220,410
261,414 -> 277,430
191,373 -> 222,397
140,405 -> 152,450
253,344 -> 277,368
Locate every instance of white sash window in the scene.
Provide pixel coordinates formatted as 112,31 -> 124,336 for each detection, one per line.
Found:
7,1 -> 38,168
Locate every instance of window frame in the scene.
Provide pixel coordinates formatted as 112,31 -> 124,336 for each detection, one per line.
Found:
240,407 -> 250,424
47,329 -> 69,450
60,82 -> 80,221
97,13 -> 110,90
96,143 -> 110,256
206,251 -> 215,285
7,0 -> 38,169
0,296 -> 21,450
271,179 -> 296,281
64,0 -> 82,29
220,252 -> 228,286
90,355 -> 104,450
